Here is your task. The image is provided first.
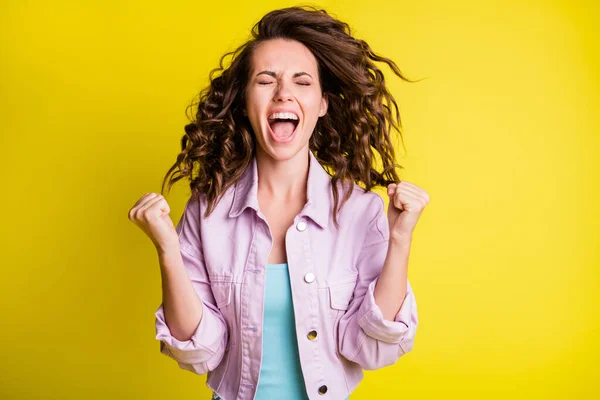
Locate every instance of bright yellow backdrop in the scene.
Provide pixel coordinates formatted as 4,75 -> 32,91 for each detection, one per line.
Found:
1,0 -> 598,398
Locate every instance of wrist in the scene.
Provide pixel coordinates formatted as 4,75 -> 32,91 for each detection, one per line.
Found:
389,232 -> 412,247
155,240 -> 180,258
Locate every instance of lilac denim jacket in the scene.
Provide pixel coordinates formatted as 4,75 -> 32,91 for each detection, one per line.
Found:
154,151 -> 419,400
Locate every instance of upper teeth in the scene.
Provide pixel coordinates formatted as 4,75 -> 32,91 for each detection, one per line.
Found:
268,112 -> 299,120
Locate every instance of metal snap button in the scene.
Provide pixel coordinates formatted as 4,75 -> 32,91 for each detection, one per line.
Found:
318,385 -> 328,395
307,330 -> 317,340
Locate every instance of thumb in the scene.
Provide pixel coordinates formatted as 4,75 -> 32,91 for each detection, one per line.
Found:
387,183 -> 397,197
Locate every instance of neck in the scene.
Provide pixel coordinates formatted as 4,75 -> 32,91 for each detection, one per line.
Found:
255,146 -> 309,203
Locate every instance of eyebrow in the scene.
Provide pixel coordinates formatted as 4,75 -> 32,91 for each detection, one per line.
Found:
255,70 -> 313,79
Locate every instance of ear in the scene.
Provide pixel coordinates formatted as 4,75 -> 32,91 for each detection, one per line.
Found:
319,93 -> 328,117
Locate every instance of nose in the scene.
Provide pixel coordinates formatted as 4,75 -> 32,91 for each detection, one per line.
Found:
274,80 -> 293,102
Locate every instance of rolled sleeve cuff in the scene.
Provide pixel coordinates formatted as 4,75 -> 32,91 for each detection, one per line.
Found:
357,277 -> 412,344
155,303 -> 227,364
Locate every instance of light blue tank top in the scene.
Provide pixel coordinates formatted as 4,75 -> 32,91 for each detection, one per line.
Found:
254,263 -> 309,399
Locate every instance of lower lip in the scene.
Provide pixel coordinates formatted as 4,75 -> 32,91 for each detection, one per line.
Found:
267,121 -> 299,144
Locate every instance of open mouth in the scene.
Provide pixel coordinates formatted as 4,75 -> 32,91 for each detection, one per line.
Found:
267,118 -> 300,142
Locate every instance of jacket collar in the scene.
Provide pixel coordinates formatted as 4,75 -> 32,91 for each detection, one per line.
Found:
229,150 -> 331,228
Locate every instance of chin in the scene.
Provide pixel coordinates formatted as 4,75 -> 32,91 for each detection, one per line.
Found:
263,145 -> 302,161
258,133 -> 309,162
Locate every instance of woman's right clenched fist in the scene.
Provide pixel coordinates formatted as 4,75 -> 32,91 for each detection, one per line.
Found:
128,193 -> 179,252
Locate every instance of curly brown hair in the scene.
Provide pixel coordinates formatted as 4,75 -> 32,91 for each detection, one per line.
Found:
161,5 -> 420,226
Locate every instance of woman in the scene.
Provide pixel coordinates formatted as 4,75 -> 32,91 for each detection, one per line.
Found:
128,6 -> 429,400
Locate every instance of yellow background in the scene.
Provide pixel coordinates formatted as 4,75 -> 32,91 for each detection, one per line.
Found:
1,0 -> 598,398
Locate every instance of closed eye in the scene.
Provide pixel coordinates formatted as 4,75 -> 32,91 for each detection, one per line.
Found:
258,81 -> 310,86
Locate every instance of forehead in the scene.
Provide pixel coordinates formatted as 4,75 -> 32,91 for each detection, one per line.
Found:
250,38 -> 319,74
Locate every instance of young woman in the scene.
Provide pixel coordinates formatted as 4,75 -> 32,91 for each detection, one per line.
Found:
128,6 -> 429,400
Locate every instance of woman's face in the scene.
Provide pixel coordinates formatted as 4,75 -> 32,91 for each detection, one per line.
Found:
244,38 -> 328,161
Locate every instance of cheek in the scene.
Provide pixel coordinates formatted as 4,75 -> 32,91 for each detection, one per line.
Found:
307,92 -> 324,113
247,99 -> 268,122
245,99 -> 262,124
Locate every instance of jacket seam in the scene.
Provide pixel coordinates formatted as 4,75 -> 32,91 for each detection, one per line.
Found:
373,195 -> 387,238
180,242 -> 204,261
361,237 -> 388,250
398,339 -> 406,354
348,327 -> 367,362
215,345 -> 232,395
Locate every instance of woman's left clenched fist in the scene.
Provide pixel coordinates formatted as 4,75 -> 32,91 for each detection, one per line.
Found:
386,181 -> 430,240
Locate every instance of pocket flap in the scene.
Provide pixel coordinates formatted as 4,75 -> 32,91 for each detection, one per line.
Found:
328,281 -> 356,310
210,282 -> 233,309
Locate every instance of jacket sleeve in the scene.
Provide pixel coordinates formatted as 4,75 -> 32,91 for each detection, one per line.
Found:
337,195 -> 419,370
154,195 -> 228,375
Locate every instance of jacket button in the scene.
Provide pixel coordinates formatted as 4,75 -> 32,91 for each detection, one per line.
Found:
307,330 -> 317,340
304,273 -> 315,283
296,221 -> 307,231
318,385 -> 328,395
